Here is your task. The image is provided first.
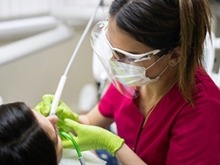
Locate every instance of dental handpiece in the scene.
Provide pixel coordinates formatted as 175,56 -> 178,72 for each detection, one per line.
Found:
49,0 -> 103,116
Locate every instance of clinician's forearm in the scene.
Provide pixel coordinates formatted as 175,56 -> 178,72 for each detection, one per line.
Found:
78,105 -> 98,125
79,104 -> 113,128
115,144 -> 147,165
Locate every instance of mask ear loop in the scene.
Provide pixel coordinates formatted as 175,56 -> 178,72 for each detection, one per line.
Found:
144,54 -> 166,70
143,55 -> 168,80
59,131 -> 86,165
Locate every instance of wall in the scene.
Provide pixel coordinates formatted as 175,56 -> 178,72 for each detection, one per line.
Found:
0,28 -> 95,112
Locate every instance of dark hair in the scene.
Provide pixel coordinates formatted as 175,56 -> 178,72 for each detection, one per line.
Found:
109,0 -> 212,103
0,102 -> 57,165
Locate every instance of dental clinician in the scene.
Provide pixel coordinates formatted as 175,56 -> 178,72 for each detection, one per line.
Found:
36,0 -> 220,164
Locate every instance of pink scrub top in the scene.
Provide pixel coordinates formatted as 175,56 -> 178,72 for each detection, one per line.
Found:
99,68 -> 220,165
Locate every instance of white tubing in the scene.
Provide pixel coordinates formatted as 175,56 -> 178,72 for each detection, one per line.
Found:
49,75 -> 67,116
49,0 -> 103,116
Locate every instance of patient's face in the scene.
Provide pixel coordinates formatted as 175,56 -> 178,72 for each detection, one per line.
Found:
33,110 -> 63,162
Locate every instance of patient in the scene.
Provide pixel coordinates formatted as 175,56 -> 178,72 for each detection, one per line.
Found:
0,102 -> 62,165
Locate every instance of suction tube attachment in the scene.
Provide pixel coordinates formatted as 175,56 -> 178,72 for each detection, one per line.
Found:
60,131 -> 86,165
49,75 -> 67,116
49,0 -> 103,116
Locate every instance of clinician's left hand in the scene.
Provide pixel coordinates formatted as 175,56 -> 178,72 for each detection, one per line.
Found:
35,94 -> 80,148
34,94 -> 79,121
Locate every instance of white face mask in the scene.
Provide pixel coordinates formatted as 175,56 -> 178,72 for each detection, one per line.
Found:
109,55 -> 168,87
91,20 -> 168,98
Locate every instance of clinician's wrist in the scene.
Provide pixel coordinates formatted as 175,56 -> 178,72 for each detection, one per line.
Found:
111,137 -> 124,156
78,114 -> 90,124
104,132 -> 124,155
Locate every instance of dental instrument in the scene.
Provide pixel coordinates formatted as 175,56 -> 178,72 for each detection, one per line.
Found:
60,131 -> 86,165
49,0 -> 103,116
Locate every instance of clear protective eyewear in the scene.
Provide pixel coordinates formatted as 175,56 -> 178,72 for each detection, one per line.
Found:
90,20 -> 161,63
90,20 -> 163,99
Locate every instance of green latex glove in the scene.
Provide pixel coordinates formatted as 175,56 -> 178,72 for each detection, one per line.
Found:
61,119 -> 124,155
34,94 -> 78,121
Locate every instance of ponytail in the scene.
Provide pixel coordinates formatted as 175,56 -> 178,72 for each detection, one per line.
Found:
178,0 -> 211,103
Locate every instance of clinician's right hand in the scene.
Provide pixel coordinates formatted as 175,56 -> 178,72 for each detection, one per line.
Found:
61,119 -> 124,155
34,94 -> 78,121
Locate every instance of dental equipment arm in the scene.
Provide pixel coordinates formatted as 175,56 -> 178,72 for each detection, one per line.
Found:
49,0 -> 103,116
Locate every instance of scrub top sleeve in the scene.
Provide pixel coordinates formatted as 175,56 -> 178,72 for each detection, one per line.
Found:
98,84 -> 119,118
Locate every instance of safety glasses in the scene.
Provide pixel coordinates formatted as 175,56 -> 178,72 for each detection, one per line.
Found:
90,20 -> 161,63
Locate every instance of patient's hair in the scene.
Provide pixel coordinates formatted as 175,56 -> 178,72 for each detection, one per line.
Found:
0,102 -> 57,165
